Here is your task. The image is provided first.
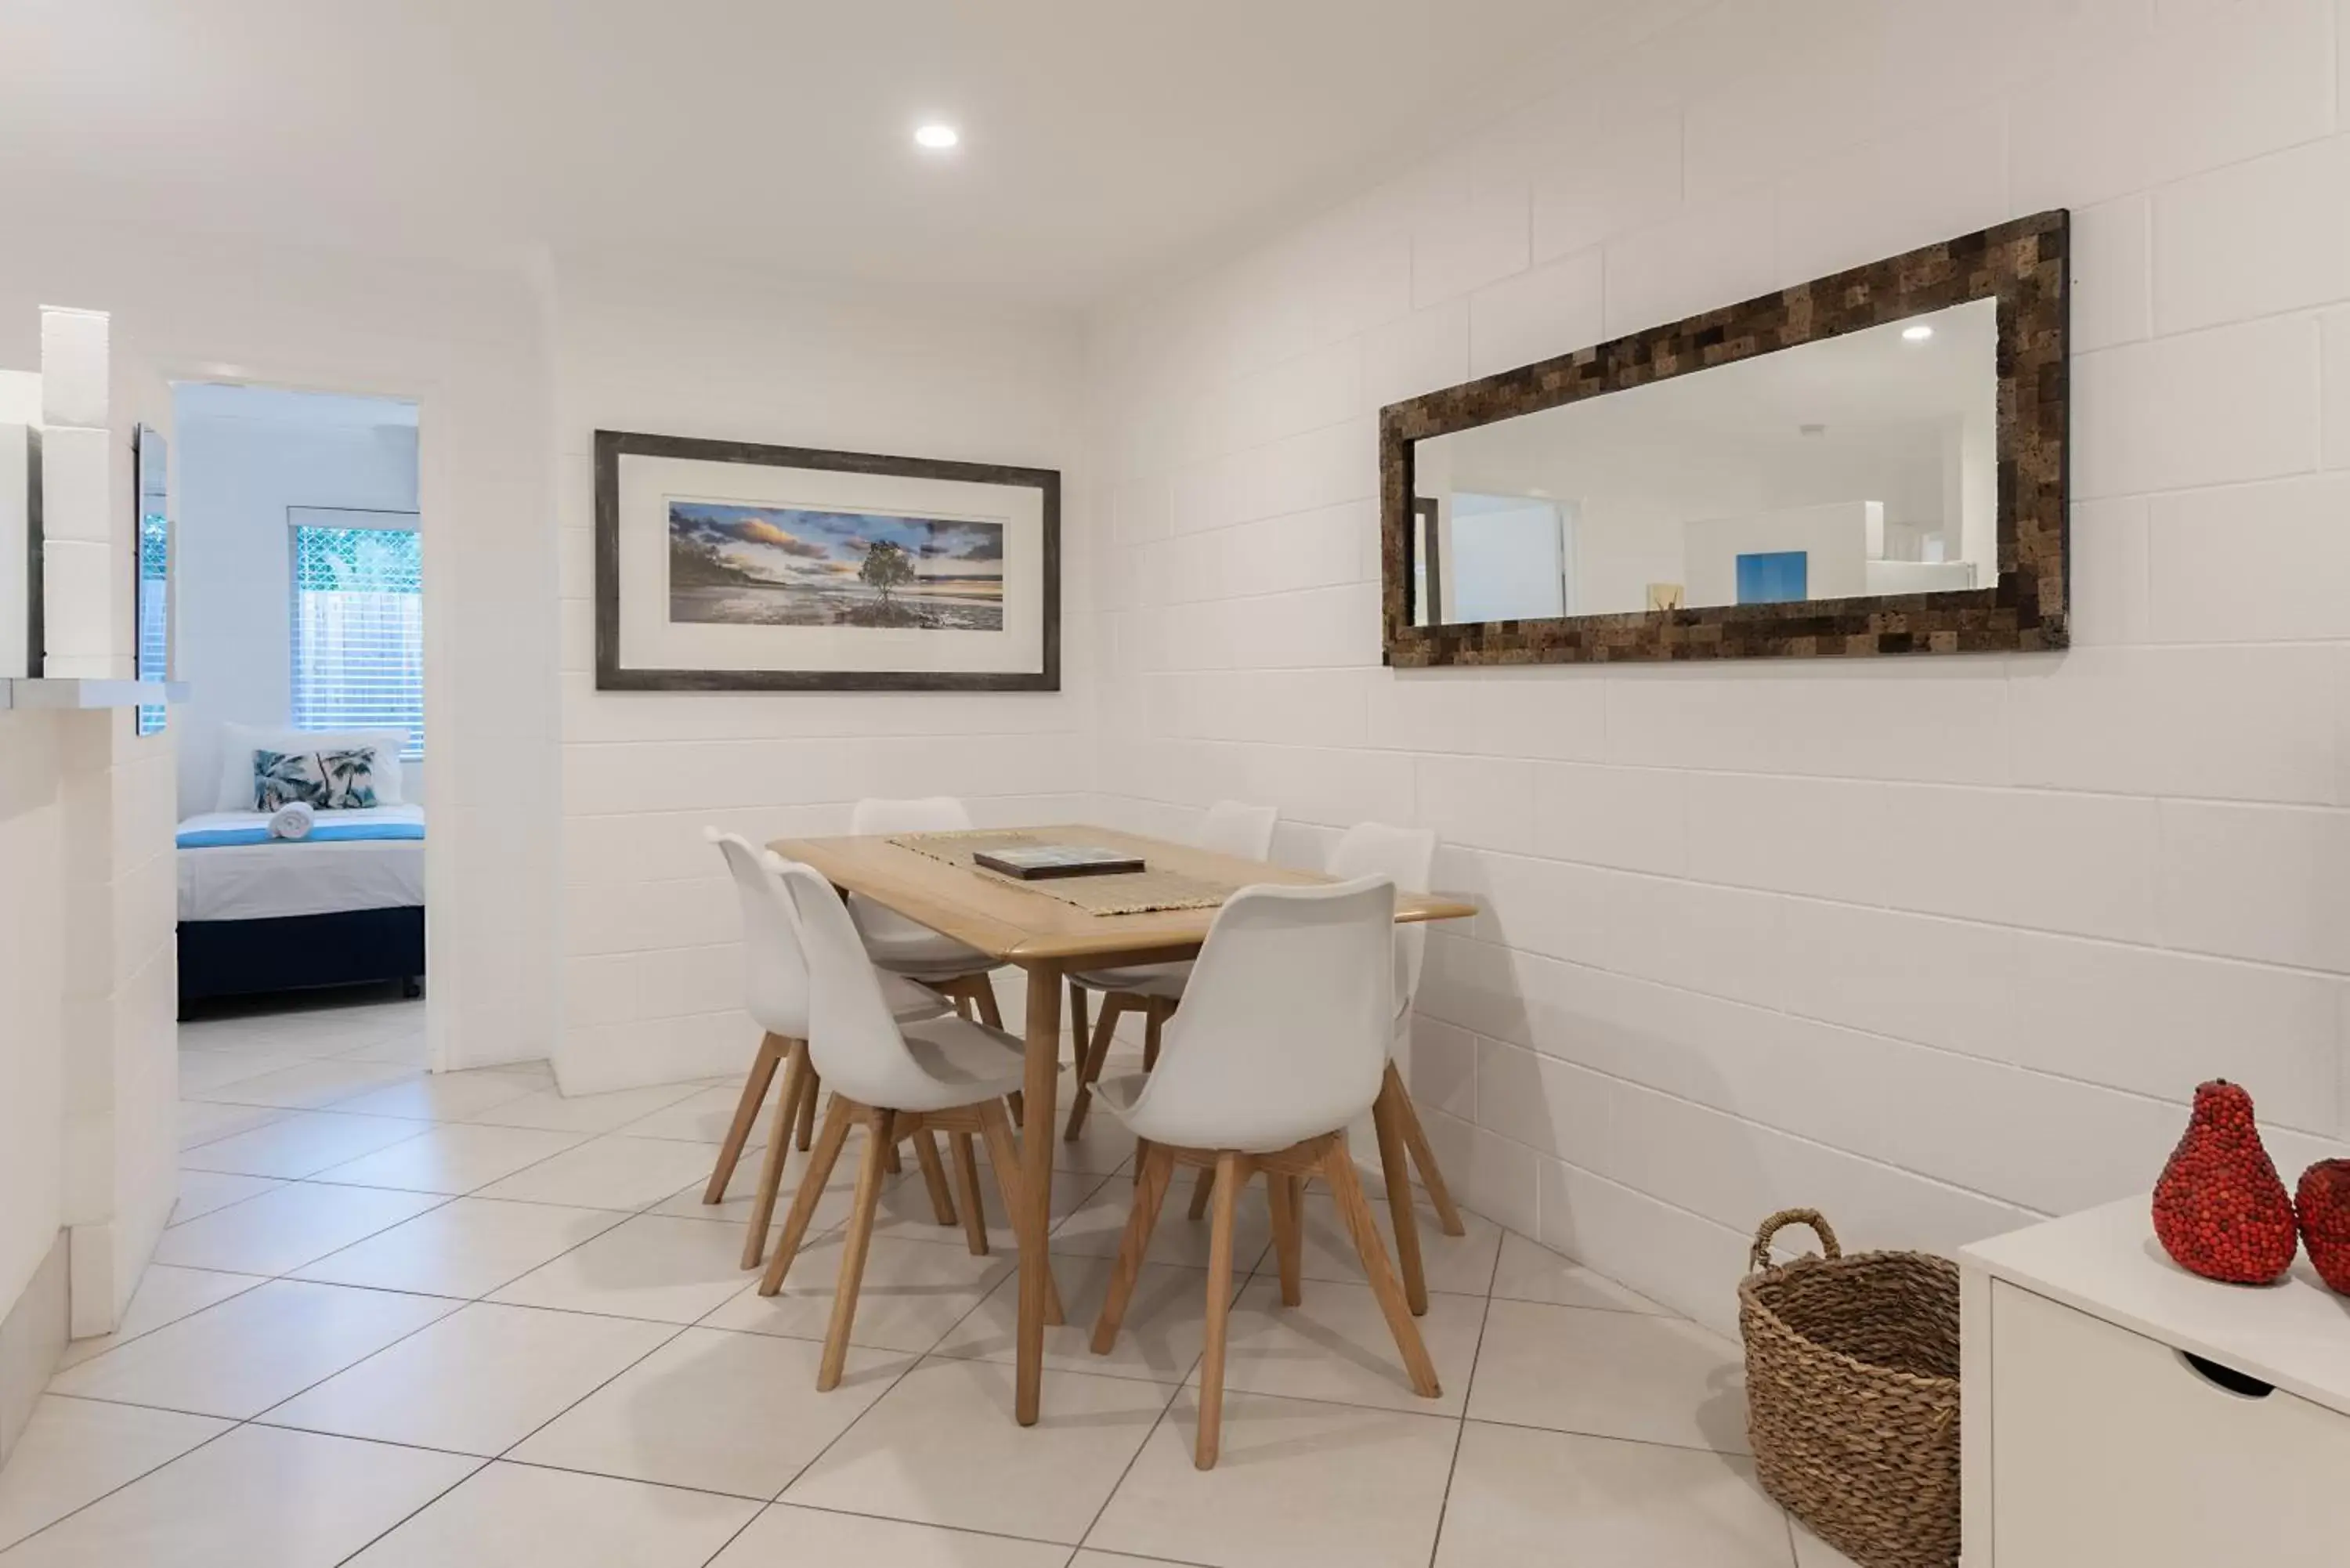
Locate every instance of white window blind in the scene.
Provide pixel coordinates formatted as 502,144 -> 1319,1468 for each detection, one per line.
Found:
136,507 -> 168,735
291,518 -> 423,757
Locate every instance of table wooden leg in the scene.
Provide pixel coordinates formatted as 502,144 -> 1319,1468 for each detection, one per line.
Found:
1016,963 -> 1062,1426
1371,1073 -> 1430,1317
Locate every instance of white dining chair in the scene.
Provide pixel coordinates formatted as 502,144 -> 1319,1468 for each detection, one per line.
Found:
702,830 -> 966,1270
1062,800 -> 1280,1139
1325,821 -> 1466,1250
752,855 -> 1065,1389
848,796 -> 1007,1028
1087,874 -> 1439,1468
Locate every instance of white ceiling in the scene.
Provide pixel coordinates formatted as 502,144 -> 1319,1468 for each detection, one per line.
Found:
0,0 -> 1628,309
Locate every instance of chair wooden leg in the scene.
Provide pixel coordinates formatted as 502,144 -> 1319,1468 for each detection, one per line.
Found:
978,1100 -> 1064,1325
949,1131 -> 989,1255
968,976 -> 1004,1029
1142,1001 -> 1165,1071
1386,1062 -> 1466,1237
1068,979 -> 1090,1070
759,1096 -> 855,1296
1186,1165 -> 1215,1222
739,1038 -> 808,1270
1267,1170 -> 1303,1307
912,1130 -> 958,1227
819,1109 -> 895,1391
1323,1143 -> 1441,1399
704,1033 -> 782,1205
880,1137 -> 902,1174
1195,1151 -> 1246,1470
1065,995 -> 1126,1141
1094,1142 -> 1175,1353
796,1068 -> 819,1151
1370,1073 -> 1430,1317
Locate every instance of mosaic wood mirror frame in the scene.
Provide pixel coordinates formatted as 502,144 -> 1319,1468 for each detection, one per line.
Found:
1379,209 -> 2069,666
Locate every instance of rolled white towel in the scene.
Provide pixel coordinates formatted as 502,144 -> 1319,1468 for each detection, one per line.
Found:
268,800 -> 316,840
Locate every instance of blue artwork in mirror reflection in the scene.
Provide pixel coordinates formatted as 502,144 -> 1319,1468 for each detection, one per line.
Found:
1735,551 -> 1809,605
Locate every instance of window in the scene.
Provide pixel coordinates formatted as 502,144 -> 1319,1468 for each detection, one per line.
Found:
136,508 -> 168,735
136,426 -> 168,735
291,517 -> 423,758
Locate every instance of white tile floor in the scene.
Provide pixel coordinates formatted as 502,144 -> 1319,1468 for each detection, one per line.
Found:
0,994 -> 1863,1567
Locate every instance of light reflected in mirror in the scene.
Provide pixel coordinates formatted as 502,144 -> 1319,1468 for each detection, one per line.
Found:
1412,295 -> 1998,626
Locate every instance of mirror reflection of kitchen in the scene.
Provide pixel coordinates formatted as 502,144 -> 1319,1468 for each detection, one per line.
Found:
1411,295 -> 1998,626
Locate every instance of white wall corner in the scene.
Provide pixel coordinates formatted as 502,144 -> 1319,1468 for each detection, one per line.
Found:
0,1231 -> 70,1467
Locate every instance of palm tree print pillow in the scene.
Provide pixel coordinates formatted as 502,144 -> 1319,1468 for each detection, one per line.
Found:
253,746 -> 381,810
316,747 -> 380,809
253,749 -> 329,811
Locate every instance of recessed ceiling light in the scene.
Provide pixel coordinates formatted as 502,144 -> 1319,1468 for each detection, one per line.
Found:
914,123 -> 960,150
1902,323 -> 1935,341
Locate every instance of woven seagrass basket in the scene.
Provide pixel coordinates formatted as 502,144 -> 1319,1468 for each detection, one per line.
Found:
1738,1209 -> 1961,1568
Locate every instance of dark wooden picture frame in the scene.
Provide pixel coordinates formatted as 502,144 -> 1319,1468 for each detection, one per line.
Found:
1381,209 -> 2069,666
594,429 -> 1061,692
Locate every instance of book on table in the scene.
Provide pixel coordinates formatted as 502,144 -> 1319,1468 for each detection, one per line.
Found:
971,844 -> 1146,880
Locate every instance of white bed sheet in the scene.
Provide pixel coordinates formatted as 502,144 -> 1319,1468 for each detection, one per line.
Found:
176,805 -> 426,923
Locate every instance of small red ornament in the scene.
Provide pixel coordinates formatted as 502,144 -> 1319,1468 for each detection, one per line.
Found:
2150,1080 -> 2298,1285
2294,1160 -> 2350,1296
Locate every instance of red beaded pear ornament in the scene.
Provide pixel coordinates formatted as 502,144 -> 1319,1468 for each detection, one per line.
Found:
2151,1080 -> 2298,1285
2294,1160 -> 2350,1296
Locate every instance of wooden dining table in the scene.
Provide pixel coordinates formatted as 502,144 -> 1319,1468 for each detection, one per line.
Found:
768,822 -> 1478,1426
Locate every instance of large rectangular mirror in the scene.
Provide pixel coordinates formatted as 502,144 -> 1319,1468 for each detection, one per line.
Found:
1382,211 -> 2069,665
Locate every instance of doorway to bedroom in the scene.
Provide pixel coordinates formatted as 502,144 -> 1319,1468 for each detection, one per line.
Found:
168,382 -> 428,1024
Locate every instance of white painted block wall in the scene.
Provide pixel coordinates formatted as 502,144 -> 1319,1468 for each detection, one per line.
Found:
551,257 -> 1090,1094
1084,0 -> 2350,1331
0,710 -> 67,1328
0,230 -> 562,1076
59,708 -> 179,1335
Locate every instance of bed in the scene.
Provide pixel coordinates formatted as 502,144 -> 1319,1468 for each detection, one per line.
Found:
175,802 -> 426,1013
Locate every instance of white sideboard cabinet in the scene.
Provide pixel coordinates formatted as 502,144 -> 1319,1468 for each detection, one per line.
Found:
1959,1198 -> 2350,1566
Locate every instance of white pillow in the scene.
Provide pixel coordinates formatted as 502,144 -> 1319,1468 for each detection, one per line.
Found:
215,723 -> 407,812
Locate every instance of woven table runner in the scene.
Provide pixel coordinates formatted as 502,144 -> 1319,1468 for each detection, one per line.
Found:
888,830 -> 1238,916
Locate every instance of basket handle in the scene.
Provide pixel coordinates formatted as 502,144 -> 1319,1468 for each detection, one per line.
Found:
1749,1209 -> 1840,1274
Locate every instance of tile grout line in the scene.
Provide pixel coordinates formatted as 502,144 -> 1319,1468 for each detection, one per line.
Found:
64,1062 -> 794,1538
1423,1215 -> 1508,1568
249,1064 -> 757,1567
709,1132 -> 1123,1558
10,1257 -> 496,1559
112,1027 -> 1708,1563
0,1416 -> 251,1555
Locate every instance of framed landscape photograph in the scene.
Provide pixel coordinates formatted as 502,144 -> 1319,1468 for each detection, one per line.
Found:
594,430 -> 1059,691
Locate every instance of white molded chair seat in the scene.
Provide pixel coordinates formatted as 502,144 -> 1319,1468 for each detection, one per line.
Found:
1072,959 -> 1188,999
881,1013 -> 1029,1112
1090,1070 -> 1152,1122
848,796 -> 1000,983
852,914 -> 999,981
878,970 -> 960,1021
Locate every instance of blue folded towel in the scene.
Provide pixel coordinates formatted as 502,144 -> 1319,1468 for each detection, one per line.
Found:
178,821 -> 425,848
